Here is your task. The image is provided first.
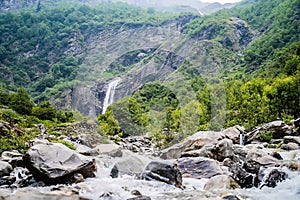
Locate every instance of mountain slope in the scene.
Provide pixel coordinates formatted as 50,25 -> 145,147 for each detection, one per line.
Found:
0,0 -> 299,140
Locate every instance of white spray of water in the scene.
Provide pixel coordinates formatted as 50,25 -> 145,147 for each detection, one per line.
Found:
102,77 -> 121,114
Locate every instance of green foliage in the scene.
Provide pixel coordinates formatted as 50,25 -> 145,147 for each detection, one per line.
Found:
10,88 -> 34,115
259,131 -> 273,142
0,1 -> 177,100
97,107 -> 123,137
54,140 -> 76,150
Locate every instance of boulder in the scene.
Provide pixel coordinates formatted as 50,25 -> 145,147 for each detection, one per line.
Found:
177,157 -> 223,179
204,175 -> 239,191
110,156 -> 146,178
245,147 -> 280,174
222,125 -> 245,144
281,142 -> 299,151
120,136 -> 154,153
181,139 -> 233,162
141,161 -> 182,187
232,145 -> 248,162
80,143 -> 123,157
127,196 -> 151,200
160,131 -> 224,159
1,151 -> 24,168
258,167 -> 288,188
222,158 -> 255,188
0,160 -> 12,177
245,120 -> 293,143
283,136 -> 300,145
23,143 -> 96,185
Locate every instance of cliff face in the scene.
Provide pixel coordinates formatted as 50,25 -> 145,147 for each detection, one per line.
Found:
60,15 -> 254,117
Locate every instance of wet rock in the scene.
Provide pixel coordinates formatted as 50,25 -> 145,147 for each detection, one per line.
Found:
223,158 -> 255,188
245,147 -> 280,174
204,175 -> 239,191
23,143 -> 96,185
1,151 -> 24,168
222,125 -> 245,144
0,161 -> 12,177
177,157 -> 223,179
127,196 -> 151,200
246,120 -> 293,143
232,145 -> 248,162
110,156 -> 146,178
120,136 -> 154,153
160,131 -> 224,159
283,136 -> 300,145
141,161 -> 182,187
81,143 -> 122,157
281,142 -> 299,150
222,195 -> 241,200
258,168 -> 288,188
181,139 -> 233,162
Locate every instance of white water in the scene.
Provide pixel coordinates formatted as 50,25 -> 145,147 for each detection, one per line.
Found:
102,77 -> 121,114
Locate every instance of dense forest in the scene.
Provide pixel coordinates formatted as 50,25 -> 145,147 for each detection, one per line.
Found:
0,0 -> 299,149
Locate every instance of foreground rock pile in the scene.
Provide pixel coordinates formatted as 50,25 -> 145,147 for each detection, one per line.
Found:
0,119 -> 299,199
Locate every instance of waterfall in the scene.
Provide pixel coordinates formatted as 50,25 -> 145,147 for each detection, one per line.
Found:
239,133 -> 244,145
102,77 -> 121,114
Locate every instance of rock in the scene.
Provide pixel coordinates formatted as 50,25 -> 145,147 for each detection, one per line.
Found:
291,118 -> 300,133
1,151 -> 24,168
245,120 -> 293,143
22,143 -> 96,185
283,136 -> 300,145
181,139 -> 233,162
258,168 -> 288,188
120,136 -> 154,153
222,125 -> 245,144
245,147 -> 280,174
0,161 -> 12,178
81,143 -> 123,157
204,175 -> 239,191
127,196 -> 151,200
177,157 -> 223,179
281,142 -> 299,150
232,145 -> 248,162
222,195 -> 241,200
110,155 -> 146,178
160,131 -> 224,159
141,161 -> 182,187
222,158 -> 255,188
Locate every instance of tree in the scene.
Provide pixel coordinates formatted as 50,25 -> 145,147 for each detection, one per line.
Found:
10,88 -> 34,115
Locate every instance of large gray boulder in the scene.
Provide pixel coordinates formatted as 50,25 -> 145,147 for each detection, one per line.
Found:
181,139 -> 233,162
222,125 -> 245,144
141,161 -> 182,187
246,120 -> 293,143
204,175 -> 239,191
177,157 -> 223,179
80,143 -> 123,157
245,147 -> 280,174
0,160 -> 12,177
110,155 -> 147,178
160,131 -> 224,159
223,158 -> 255,188
23,143 -> 96,185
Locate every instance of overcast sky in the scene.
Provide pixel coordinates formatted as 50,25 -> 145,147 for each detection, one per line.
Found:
201,0 -> 242,4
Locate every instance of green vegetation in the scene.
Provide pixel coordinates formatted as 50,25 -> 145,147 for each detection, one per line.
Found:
0,88 -> 74,154
0,1 -> 177,101
0,0 -> 299,149
97,0 -> 300,147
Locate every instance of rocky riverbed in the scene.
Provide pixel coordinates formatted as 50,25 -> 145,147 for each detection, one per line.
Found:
0,119 -> 300,200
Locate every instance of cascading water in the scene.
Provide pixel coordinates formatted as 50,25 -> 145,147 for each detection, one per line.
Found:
102,77 -> 121,114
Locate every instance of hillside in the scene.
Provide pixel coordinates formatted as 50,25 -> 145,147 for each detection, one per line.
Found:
0,0 -> 299,145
